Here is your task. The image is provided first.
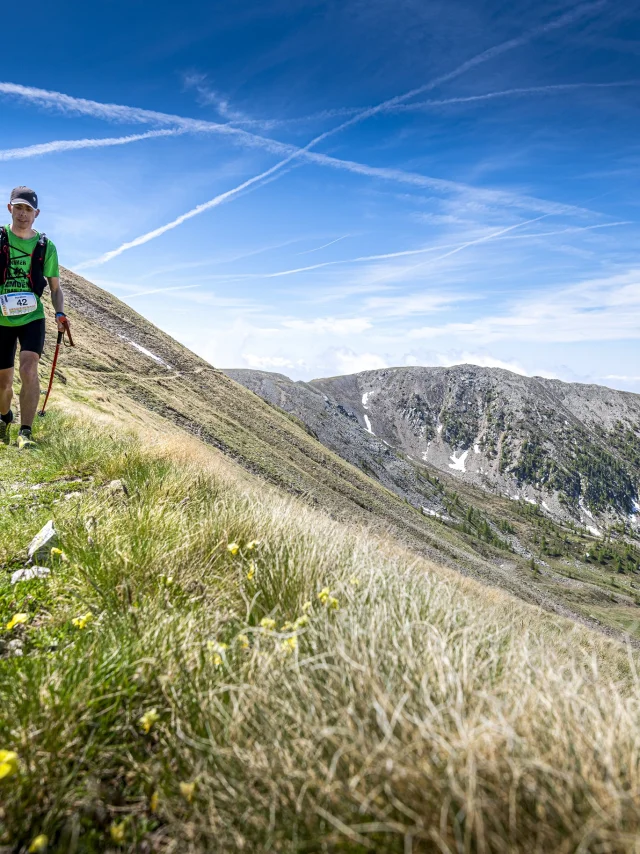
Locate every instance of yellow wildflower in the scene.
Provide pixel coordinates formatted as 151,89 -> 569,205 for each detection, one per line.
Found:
227,542 -> 240,555
7,614 -> 29,632
0,750 -> 19,779
246,540 -> 261,550
349,575 -> 360,587
282,636 -> 297,654
246,561 -> 256,581
207,641 -> 229,652
260,617 -> 276,631
6,613 -> 28,631
179,781 -> 196,802
317,587 -> 330,604
110,821 -> 126,844
51,548 -> 68,562
280,621 -> 294,632
71,612 -> 94,629
327,597 -> 340,610
139,708 -> 160,734
207,641 -> 229,668
302,600 -> 312,613
29,835 -> 48,853
293,615 -> 309,629
150,790 -> 159,812
237,634 -> 249,649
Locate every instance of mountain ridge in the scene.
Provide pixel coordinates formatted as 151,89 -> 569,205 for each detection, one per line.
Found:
28,268 -> 640,643
228,364 -> 640,527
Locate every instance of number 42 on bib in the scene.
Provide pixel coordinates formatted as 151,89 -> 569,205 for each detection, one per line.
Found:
0,292 -> 37,317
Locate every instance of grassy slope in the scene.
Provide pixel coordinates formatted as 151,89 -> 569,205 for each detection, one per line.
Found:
2,414 -> 640,853
27,269 -> 639,644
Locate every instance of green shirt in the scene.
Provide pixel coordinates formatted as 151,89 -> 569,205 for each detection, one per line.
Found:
0,226 -> 59,327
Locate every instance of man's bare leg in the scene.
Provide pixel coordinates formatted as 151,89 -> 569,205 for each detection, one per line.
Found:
18,351 -> 40,429
0,366 -> 13,417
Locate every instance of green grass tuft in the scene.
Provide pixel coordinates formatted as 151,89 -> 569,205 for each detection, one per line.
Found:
1,415 -> 640,852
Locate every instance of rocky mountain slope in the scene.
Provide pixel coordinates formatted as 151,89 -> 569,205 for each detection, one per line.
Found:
228,366 -> 640,533
24,269 -> 640,642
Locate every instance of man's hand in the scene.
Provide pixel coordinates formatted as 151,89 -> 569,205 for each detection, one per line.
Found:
55,311 -> 69,333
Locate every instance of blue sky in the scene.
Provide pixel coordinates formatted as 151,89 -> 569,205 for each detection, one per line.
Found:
2,0 -> 640,389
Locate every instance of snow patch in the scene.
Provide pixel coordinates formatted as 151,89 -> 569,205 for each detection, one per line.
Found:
586,525 -> 602,538
363,414 -> 375,435
542,501 -> 551,511
437,424 -> 443,435
119,335 -> 172,369
362,391 -> 373,409
632,499 -> 640,514
449,449 -> 469,472
474,443 -> 481,454
579,499 -> 595,521
423,507 -> 443,519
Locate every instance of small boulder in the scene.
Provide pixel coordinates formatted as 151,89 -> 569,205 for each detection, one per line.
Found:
105,479 -> 128,496
27,521 -> 58,563
11,566 -> 51,585
6,639 -> 23,657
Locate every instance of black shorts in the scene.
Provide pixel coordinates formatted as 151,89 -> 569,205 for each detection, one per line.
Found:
0,319 -> 46,370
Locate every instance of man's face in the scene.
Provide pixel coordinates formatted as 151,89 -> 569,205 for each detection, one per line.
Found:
7,202 -> 39,230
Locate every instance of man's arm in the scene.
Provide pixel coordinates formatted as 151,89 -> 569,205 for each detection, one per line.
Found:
47,277 -> 67,332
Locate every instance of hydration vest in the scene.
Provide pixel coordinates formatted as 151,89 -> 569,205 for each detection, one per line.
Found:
0,226 -> 49,298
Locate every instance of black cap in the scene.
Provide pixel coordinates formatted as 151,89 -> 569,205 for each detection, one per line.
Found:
10,186 -> 38,210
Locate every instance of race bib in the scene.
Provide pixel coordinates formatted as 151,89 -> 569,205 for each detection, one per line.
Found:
0,292 -> 37,317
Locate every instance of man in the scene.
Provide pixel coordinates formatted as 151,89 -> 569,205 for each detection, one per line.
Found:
0,187 -> 69,449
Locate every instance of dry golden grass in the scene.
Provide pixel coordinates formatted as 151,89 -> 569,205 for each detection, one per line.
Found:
1,415 -> 640,853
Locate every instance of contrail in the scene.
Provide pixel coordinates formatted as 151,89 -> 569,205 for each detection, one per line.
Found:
401,80 -> 640,111
0,81 -> 293,157
291,1 -> 607,151
71,1 -> 604,268
297,235 -> 352,255
0,76 -> 595,218
75,154 -> 303,268
191,222 -> 630,281
0,128 -> 186,161
228,80 -> 639,126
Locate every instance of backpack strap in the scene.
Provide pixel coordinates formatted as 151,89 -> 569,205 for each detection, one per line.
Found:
29,233 -> 48,297
33,233 -> 47,263
0,227 -> 8,286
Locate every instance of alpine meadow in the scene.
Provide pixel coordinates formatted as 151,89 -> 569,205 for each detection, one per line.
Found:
2,0 -> 640,851
0,271 -> 639,853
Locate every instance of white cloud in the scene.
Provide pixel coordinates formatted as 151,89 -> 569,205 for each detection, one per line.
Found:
407,269 -> 640,344
242,354 -> 299,370
434,352 -> 529,375
364,291 -> 472,317
282,317 -> 372,334
331,349 -> 389,375
603,374 -> 640,381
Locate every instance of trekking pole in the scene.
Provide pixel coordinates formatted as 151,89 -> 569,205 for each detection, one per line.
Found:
39,319 -> 74,418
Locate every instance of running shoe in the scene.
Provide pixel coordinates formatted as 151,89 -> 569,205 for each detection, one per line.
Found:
17,429 -> 36,450
0,411 -> 13,445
